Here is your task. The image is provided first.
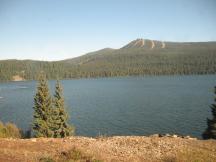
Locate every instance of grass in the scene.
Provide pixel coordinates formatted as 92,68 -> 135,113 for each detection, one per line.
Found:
163,147 -> 216,162
39,157 -> 55,162
39,147 -> 103,162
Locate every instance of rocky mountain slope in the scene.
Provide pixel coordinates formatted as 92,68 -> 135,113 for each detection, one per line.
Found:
0,135 -> 216,162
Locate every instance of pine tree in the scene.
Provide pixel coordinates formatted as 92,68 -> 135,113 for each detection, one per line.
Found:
52,80 -> 74,138
32,72 -> 53,137
202,86 -> 216,139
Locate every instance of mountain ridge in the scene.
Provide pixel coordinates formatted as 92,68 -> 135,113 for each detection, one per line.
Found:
121,38 -> 165,49
0,38 -> 216,81
62,38 -> 216,66
1,38 -> 216,62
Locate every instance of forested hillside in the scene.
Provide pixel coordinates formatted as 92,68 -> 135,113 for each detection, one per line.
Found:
0,39 -> 216,81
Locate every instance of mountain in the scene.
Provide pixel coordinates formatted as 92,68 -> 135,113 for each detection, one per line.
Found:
64,38 -> 216,66
0,39 -> 216,81
122,38 -> 165,49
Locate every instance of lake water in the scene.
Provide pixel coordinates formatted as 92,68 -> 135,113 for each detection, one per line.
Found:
0,75 -> 215,138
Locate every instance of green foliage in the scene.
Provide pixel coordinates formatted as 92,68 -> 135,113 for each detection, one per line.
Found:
0,121 -> 21,138
32,73 -> 73,138
32,72 -> 53,137
0,41 -> 216,82
58,148 -> 103,162
39,148 -> 103,162
39,157 -> 55,162
203,86 -> 216,139
51,80 -> 74,137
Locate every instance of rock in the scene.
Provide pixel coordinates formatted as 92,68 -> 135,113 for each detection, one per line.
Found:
172,135 -> 178,138
183,135 -> 197,140
150,134 -> 160,137
30,138 -> 37,142
188,137 -> 197,140
184,135 -> 191,139
150,134 -> 163,137
165,134 -> 171,137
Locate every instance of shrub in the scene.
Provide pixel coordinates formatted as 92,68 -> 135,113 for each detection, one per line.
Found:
0,121 -> 21,138
202,86 -> 216,139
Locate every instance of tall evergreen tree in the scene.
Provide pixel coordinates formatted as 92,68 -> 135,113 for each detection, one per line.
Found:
32,72 -> 53,137
52,80 -> 74,137
202,86 -> 216,139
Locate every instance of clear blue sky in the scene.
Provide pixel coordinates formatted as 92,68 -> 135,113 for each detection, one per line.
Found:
0,0 -> 215,61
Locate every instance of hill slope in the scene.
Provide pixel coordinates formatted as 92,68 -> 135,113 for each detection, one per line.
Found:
0,39 -> 216,81
0,136 -> 216,162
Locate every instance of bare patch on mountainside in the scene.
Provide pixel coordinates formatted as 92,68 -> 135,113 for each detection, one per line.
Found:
151,40 -> 155,49
161,42 -> 166,48
12,75 -> 25,81
141,39 -> 145,47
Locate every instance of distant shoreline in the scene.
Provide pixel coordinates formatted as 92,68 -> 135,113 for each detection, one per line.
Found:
1,73 -> 216,83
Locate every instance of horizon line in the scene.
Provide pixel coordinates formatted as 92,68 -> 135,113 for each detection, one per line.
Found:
1,38 -> 216,62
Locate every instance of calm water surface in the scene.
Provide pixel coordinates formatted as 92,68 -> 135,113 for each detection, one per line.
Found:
0,75 -> 215,138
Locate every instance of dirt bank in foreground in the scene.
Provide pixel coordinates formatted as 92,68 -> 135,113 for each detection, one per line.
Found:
0,136 -> 216,162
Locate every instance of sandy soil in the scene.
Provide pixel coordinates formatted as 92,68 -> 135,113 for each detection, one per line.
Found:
0,136 -> 216,162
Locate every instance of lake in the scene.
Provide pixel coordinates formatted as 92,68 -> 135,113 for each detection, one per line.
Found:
0,75 -> 215,138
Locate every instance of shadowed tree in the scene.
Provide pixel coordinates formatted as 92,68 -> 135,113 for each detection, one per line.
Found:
52,80 -> 74,137
202,86 -> 216,139
32,72 -> 53,137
